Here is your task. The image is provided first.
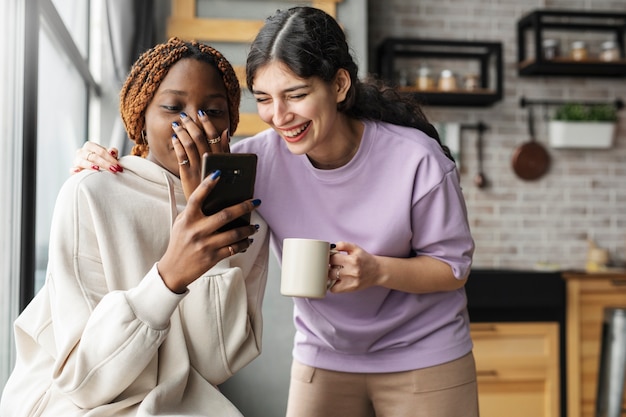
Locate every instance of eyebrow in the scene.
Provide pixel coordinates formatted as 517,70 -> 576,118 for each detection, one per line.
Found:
251,83 -> 308,95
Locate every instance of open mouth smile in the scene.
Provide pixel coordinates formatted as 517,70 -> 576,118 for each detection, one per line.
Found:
281,121 -> 311,143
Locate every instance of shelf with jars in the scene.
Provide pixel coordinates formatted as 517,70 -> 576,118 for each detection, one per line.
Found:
376,38 -> 503,107
517,9 -> 626,77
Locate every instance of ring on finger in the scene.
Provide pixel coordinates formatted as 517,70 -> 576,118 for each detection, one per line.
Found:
87,151 -> 95,162
335,265 -> 343,280
179,159 -> 189,166
228,245 -> 235,256
208,137 -> 221,144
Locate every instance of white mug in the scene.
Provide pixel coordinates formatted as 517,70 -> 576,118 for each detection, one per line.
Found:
280,238 -> 334,298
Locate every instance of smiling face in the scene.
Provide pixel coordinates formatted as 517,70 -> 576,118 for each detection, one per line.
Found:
251,61 -> 357,166
143,58 -> 230,175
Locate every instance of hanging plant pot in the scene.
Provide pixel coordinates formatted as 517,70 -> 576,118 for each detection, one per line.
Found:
548,121 -> 616,149
548,103 -> 618,149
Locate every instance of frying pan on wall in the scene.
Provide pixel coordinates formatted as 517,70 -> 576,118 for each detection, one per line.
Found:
512,107 -> 550,180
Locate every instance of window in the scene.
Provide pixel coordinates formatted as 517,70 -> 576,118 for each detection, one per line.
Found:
0,0 -> 102,391
36,0 -> 94,291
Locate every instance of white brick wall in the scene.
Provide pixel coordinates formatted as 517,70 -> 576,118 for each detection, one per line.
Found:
368,0 -> 626,270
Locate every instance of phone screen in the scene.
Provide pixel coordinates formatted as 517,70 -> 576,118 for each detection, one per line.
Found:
201,153 -> 257,232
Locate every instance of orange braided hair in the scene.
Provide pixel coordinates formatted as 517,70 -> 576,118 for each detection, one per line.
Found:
119,37 -> 241,157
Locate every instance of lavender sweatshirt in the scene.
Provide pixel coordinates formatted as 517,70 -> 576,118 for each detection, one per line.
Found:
233,120 -> 474,373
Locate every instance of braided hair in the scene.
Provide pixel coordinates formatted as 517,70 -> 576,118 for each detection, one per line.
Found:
246,7 -> 453,162
120,37 -> 241,157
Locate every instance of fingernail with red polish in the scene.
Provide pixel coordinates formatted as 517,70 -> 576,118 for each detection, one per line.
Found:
91,165 -> 100,171
109,166 -> 118,173
116,164 -> 123,172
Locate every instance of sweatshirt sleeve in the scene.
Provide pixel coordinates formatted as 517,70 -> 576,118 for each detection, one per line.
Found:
178,212 -> 270,384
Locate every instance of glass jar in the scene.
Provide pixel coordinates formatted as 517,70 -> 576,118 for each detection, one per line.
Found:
570,41 -> 588,61
600,41 -> 620,62
416,66 -> 435,90
463,73 -> 480,91
542,39 -> 560,60
396,69 -> 409,87
438,69 -> 457,91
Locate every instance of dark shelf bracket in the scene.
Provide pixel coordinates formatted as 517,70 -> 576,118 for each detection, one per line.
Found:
461,121 -> 489,133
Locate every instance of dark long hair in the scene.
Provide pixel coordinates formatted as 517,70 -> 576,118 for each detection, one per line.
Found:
245,6 -> 453,161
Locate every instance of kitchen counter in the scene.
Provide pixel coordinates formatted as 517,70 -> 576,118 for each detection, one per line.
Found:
465,269 -> 567,417
465,269 -> 565,323
561,270 -> 626,280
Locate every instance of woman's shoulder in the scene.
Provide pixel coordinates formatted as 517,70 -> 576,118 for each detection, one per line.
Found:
368,121 -> 453,164
59,156 -> 153,203
370,120 -> 436,144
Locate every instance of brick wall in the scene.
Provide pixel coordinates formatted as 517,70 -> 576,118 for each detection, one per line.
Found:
368,0 -> 626,270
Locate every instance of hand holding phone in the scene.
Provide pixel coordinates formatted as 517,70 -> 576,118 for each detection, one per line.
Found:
201,153 -> 257,232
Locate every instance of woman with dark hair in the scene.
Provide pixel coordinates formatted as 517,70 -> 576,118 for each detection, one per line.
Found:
237,7 -> 477,417
71,7 -> 476,417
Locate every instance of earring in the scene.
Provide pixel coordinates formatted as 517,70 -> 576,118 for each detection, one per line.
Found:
141,130 -> 147,144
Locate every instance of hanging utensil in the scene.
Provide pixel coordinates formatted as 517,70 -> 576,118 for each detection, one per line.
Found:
474,122 -> 487,188
512,106 -> 551,181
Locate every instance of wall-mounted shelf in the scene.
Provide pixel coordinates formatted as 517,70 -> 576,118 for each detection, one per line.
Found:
517,10 -> 626,77
376,38 -> 503,107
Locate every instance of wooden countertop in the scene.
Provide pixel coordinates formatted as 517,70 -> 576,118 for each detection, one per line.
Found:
561,270 -> 626,280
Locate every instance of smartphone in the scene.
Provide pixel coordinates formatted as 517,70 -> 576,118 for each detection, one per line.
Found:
201,153 -> 257,232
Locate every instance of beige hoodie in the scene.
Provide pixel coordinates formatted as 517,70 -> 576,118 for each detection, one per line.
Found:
0,156 -> 269,416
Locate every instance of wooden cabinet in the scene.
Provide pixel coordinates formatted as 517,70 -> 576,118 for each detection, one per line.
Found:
563,272 -> 626,417
471,322 -> 560,417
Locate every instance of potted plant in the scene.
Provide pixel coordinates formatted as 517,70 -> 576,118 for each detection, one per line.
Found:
549,103 -> 618,149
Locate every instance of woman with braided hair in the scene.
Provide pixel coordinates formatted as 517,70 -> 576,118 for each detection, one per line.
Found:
70,7 -> 476,417
0,38 -> 269,416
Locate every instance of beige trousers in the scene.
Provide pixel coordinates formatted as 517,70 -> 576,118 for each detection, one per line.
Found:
285,352 -> 479,417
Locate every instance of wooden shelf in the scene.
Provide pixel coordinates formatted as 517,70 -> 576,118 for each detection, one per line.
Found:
399,87 -> 501,107
376,38 -> 503,107
518,59 -> 626,77
517,9 -> 626,78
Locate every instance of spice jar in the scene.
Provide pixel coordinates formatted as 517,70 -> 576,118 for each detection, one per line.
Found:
416,66 -> 435,90
600,41 -> 620,62
463,73 -> 480,91
438,69 -> 457,91
542,39 -> 560,60
396,69 -> 409,87
570,41 -> 588,61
